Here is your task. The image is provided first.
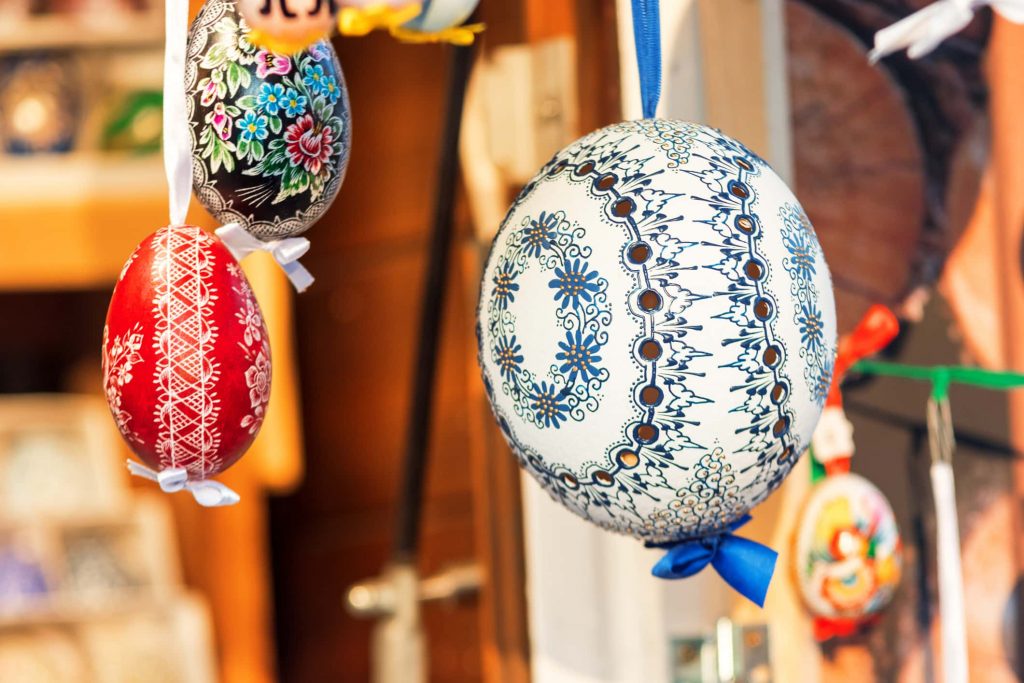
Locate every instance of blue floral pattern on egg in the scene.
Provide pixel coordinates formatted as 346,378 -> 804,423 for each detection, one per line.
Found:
187,0 -> 352,240
477,121 -> 838,544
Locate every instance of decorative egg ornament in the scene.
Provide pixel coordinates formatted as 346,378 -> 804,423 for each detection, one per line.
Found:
477,120 -> 837,601
794,473 -> 902,633
336,0 -> 482,43
187,0 -> 351,241
103,226 -> 271,504
394,0 -> 482,43
237,0 -> 338,55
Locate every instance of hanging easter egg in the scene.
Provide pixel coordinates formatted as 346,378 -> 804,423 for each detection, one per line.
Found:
336,0 -> 422,37
477,120 -> 837,544
187,0 -> 351,241
400,0 -> 479,34
237,0 -> 337,55
103,225 -> 271,480
794,473 -> 902,621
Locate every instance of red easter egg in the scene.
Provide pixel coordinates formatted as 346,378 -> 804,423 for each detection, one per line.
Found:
102,225 -> 271,479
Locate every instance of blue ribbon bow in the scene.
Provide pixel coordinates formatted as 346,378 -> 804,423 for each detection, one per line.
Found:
648,515 -> 778,607
630,0 -> 662,119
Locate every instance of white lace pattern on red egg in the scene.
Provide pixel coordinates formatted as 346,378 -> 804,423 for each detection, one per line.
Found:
103,225 -> 271,479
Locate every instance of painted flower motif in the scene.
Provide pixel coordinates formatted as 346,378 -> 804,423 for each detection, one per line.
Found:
207,102 -> 233,141
308,42 -> 331,62
200,72 -> 225,107
284,115 -> 335,175
798,301 -> 825,352
245,351 -> 271,409
495,335 -> 524,381
492,261 -> 520,310
303,63 -> 328,96
522,212 -> 557,257
782,218 -> 818,282
549,259 -> 601,309
556,330 -> 603,382
237,111 -> 269,142
323,76 -> 341,104
237,298 -> 265,347
258,82 -> 286,115
256,49 -> 291,78
282,88 -> 307,117
531,381 -> 569,429
241,405 -> 265,435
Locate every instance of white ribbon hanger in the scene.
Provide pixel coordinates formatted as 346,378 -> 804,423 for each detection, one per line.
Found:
127,461 -> 241,507
164,0 -> 191,227
871,0 -> 1024,62
164,0 -> 314,293
216,223 -> 316,293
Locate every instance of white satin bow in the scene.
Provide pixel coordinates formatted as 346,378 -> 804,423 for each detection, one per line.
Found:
127,460 -> 241,507
215,223 -> 315,293
870,0 -> 1024,62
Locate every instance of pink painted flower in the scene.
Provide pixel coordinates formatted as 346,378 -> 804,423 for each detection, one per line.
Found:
284,115 -> 334,175
201,79 -> 219,106
208,102 -> 233,141
256,50 -> 291,78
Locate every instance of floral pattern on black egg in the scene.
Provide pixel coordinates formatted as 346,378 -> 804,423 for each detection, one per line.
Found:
187,0 -> 351,241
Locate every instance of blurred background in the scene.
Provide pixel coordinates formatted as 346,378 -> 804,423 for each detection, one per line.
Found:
1,0 -> 1023,682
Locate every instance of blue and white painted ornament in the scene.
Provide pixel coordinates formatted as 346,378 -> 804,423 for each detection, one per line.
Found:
338,0 -> 481,44
477,119 -> 837,604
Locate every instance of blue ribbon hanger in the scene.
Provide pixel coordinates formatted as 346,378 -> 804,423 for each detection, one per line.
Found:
648,515 -> 778,607
630,0 -> 663,119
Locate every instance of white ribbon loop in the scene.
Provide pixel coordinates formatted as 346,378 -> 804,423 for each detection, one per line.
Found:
127,460 -> 241,507
870,0 -> 1024,62
215,223 -> 315,293
164,0 -> 191,226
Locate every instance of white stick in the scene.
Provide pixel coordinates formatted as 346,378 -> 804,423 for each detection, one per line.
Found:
930,460 -> 968,683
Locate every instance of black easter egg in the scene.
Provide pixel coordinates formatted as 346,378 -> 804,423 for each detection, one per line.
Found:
187,0 -> 351,240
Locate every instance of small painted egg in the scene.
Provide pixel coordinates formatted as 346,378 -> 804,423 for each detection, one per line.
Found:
477,120 -> 837,544
401,0 -> 479,33
793,473 -> 902,620
103,225 -> 271,479
187,0 -> 351,241
237,0 -> 337,55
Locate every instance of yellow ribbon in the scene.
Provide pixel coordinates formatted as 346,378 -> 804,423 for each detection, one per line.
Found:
390,22 -> 485,46
247,27 -> 332,56
338,3 -> 424,37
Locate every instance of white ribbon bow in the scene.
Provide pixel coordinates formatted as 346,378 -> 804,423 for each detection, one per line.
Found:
215,223 -> 315,293
127,460 -> 241,507
870,0 -> 1024,62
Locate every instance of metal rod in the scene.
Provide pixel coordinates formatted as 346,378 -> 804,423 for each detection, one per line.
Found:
393,42 -> 476,562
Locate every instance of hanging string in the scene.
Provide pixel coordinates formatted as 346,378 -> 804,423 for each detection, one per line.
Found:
164,0 -> 191,226
630,0 -> 662,119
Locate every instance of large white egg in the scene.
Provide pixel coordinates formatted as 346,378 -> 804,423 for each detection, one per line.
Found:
477,120 -> 837,543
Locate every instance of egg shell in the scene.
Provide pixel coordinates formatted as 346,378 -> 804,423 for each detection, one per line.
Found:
187,0 -> 351,241
401,0 -> 478,32
793,472 -> 902,620
237,0 -> 336,54
477,120 -> 837,544
103,225 -> 272,479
